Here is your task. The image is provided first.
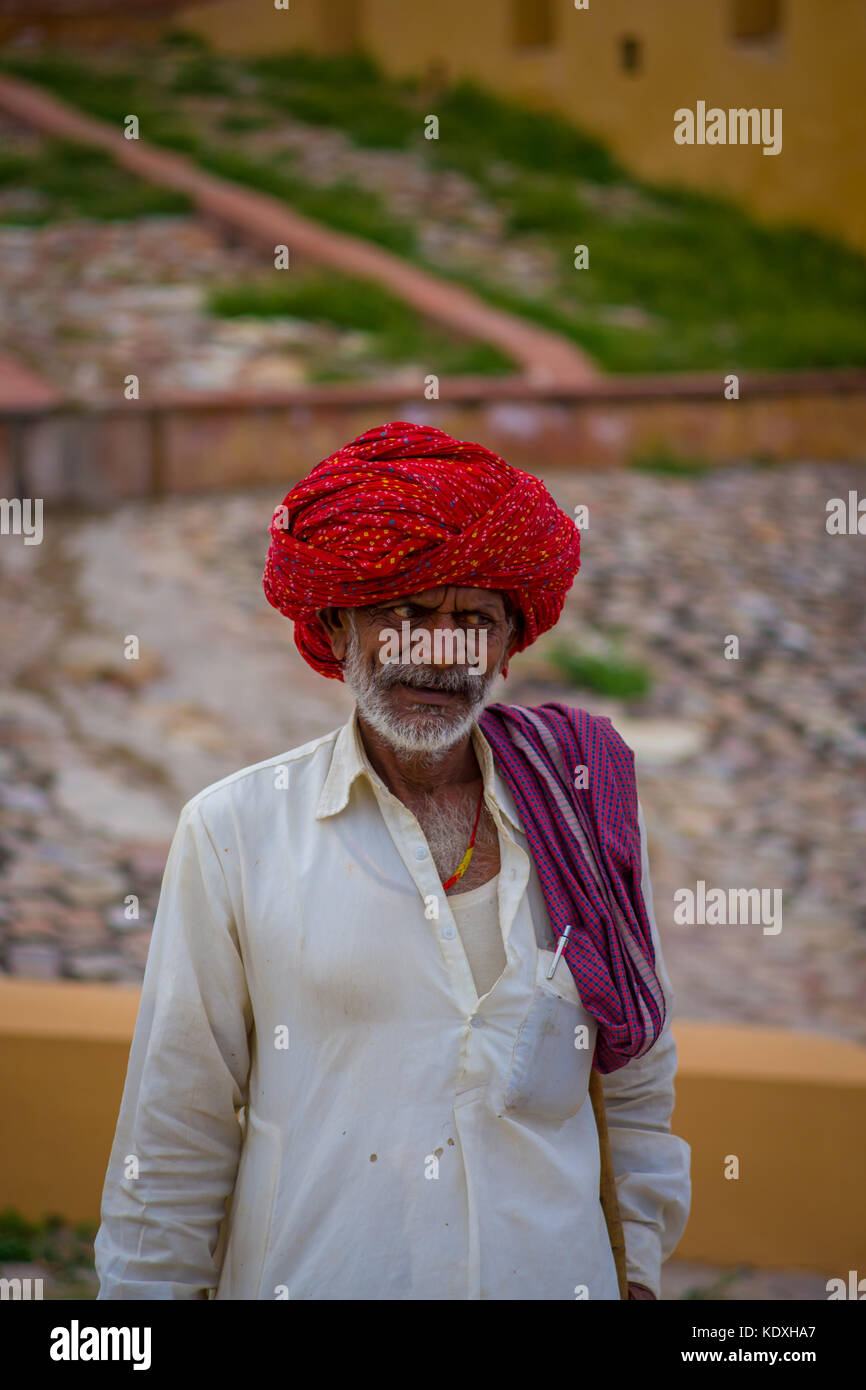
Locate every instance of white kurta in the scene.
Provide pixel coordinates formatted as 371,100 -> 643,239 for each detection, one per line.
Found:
94,710 -> 691,1300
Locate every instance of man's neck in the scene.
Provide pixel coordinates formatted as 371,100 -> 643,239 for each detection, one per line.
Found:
356,712 -> 481,799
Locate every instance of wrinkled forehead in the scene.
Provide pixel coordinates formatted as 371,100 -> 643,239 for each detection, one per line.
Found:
381,586 -> 510,614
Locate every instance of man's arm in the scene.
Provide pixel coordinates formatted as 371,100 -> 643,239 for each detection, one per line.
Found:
600,801 -> 691,1300
94,798 -> 252,1299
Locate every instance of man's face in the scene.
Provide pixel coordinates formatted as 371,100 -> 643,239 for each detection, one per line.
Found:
320,587 -> 515,754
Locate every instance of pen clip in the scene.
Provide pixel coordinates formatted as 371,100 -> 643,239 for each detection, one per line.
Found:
546,922 -> 573,978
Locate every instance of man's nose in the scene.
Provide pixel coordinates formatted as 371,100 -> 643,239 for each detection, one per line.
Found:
427,614 -> 459,666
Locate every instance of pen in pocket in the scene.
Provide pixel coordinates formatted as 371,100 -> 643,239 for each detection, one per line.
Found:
546,922 -> 573,979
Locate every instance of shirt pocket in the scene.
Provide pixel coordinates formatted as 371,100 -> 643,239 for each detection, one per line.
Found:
502,948 -> 597,1121
218,1108 -> 281,1300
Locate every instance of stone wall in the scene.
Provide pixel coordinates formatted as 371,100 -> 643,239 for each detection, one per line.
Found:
2,370 -> 865,505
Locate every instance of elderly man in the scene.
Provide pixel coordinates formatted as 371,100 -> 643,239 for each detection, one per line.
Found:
94,421 -> 690,1301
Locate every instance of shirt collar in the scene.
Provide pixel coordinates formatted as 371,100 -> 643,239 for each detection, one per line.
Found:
316,706 -> 524,833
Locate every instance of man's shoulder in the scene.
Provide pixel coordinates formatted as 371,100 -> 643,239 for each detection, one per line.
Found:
482,700 -> 630,754
179,725 -> 343,822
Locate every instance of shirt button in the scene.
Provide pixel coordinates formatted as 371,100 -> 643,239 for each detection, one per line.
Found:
470,1015 -> 484,1029
414,846 -> 428,860
442,924 -> 456,939
509,868 -> 517,879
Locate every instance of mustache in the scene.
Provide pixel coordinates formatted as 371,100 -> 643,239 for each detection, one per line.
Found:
373,661 -> 489,698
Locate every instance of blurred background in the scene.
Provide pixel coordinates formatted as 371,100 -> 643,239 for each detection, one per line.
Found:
0,0 -> 864,1301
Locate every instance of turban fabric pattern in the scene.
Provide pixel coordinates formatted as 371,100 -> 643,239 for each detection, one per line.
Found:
262,420 -> 581,678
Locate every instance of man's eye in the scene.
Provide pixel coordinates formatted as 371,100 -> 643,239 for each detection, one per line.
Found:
391,604 -> 416,619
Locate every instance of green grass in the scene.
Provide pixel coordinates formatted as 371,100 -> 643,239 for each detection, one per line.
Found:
249,49 -> 420,150
547,642 -> 652,698
0,1208 -> 97,1299
169,54 -> 236,96
218,111 -> 274,134
0,139 -> 192,222
431,79 -> 623,186
628,447 -> 712,477
0,51 -> 149,123
3,43 -> 866,371
197,146 -> 416,255
206,270 -> 515,375
0,1208 -> 95,1271
161,28 -> 210,50
502,177 -> 588,235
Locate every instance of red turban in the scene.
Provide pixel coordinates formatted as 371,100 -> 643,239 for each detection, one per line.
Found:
262,421 -> 581,679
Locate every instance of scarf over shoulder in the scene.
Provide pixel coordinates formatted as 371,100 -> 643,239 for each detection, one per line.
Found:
478,701 -> 666,1073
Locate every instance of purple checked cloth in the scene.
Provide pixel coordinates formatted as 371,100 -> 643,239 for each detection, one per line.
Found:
477,702 -> 666,1073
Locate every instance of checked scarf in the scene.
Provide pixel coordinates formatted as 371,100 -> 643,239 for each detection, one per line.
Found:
478,702 -> 666,1074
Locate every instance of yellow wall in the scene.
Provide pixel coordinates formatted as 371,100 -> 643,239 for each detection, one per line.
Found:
671,1021 -> 866,1271
1,978 -> 864,1276
0,979 -> 140,1228
178,0 -> 316,52
182,0 -> 866,255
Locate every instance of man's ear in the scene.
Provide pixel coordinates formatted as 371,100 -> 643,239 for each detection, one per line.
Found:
317,607 -> 352,662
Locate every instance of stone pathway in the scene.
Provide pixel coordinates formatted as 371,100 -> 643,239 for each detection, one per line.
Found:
0,108 -> 514,394
0,213 -> 462,396
1,460 -> 863,1043
0,72 -> 596,386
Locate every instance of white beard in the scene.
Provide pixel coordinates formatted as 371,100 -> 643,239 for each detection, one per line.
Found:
341,621 -> 506,757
